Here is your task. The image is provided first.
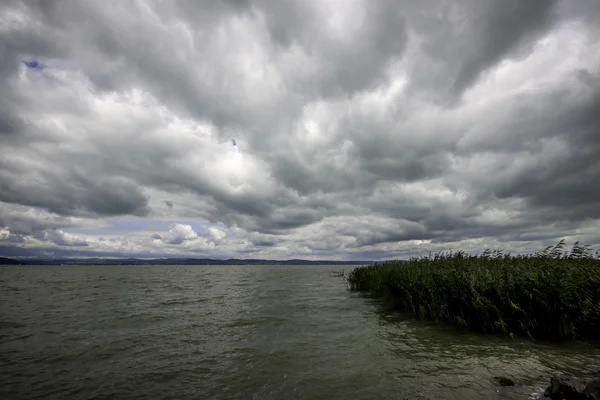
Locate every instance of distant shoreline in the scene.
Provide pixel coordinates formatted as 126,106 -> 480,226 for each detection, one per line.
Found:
0,256 -> 379,266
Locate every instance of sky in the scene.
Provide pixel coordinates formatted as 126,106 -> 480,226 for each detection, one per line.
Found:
1,0 -> 600,261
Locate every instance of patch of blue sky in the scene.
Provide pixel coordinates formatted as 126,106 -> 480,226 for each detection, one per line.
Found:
23,60 -> 48,70
64,220 -> 233,236
108,220 -> 171,232
62,227 -> 113,235
104,219 -> 228,233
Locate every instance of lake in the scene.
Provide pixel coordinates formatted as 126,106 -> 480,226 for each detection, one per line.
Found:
1,265 -> 599,399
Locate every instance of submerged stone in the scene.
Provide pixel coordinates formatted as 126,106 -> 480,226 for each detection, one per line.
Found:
586,378 -> 600,400
494,376 -> 515,387
543,374 -> 591,400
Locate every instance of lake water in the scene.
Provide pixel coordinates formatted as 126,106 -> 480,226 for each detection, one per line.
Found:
1,264 -> 599,399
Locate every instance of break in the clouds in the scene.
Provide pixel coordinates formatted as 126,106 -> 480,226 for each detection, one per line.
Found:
1,0 -> 600,260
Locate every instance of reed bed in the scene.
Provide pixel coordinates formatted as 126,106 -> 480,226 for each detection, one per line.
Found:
347,240 -> 600,341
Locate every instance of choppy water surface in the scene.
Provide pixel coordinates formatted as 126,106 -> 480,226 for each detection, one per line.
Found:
1,265 -> 599,399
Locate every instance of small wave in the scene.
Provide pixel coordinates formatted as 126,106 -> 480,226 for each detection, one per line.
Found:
157,298 -> 207,307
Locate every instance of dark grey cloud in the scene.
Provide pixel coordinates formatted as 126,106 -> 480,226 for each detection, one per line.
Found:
0,204 -> 74,236
1,0 -> 600,259
34,229 -> 88,247
0,107 -> 22,136
456,76 -> 600,224
0,202 -> 90,249
401,0 -> 568,104
0,162 -> 151,217
452,0 -> 559,95
251,239 -> 278,247
259,0 -> 407,97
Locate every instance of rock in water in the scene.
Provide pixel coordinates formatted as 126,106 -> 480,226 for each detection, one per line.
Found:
544,374 -> 590,400
494,376 -> 515,387
586,379 -> 600,400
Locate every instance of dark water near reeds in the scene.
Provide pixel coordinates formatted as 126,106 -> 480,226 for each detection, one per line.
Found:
1,265 -> 599,399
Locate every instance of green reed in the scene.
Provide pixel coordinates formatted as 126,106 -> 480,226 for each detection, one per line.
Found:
347,240 -> 600,340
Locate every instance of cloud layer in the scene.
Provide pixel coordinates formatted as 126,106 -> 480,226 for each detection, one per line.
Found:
1,0 -> 600,260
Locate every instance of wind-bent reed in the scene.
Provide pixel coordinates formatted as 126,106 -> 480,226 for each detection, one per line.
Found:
347,240 -> 600,341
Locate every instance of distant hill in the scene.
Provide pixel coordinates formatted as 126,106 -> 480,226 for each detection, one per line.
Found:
16,257 -> 378,266
0,257 -> 27,265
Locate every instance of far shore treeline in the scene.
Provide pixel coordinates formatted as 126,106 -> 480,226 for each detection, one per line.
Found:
0,256 -> 375,266
347,240 -> 600,341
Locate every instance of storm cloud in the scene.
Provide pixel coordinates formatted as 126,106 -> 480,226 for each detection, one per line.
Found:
1,0 -> 600,260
